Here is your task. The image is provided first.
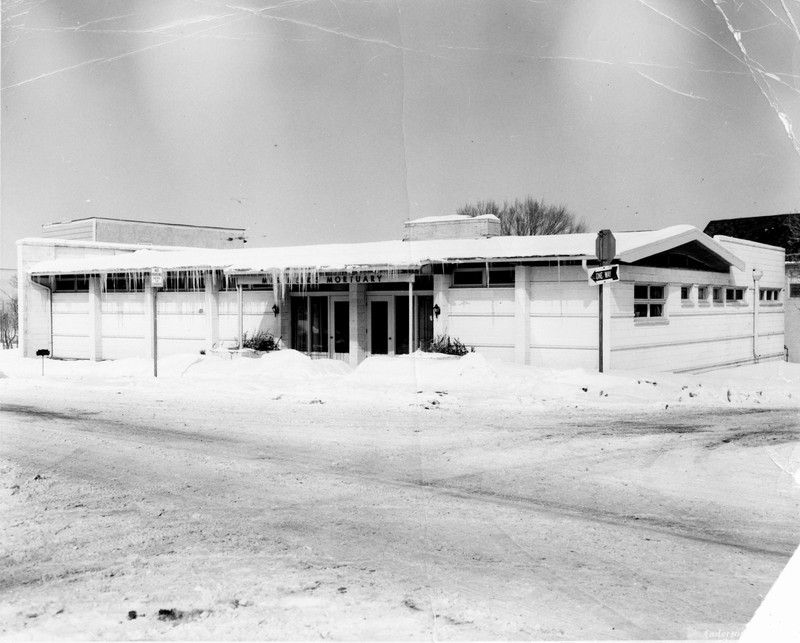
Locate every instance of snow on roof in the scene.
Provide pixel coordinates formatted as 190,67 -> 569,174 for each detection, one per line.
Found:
26,225 -> 744,276
407,214 -> 500,224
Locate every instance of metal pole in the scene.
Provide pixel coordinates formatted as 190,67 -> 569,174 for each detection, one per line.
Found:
598,283 -> 603,373
153,288 -> 158,378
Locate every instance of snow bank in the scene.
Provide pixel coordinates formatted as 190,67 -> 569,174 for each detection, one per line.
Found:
0,348 -> 797,410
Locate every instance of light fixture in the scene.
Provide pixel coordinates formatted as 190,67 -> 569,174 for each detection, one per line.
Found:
433,304 -> 441,318
272,304 -> 280,317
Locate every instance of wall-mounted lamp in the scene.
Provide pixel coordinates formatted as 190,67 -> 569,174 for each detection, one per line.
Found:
272,304 -> 280,317
433,304 -> 441,318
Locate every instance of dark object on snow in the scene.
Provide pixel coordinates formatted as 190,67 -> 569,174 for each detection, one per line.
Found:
33,474 -> 44,480
127,610 -> 137,620
239,330 -> 280,352
423,334 -> 474,356
157,608 -> 183,621
36,349 -> 50,357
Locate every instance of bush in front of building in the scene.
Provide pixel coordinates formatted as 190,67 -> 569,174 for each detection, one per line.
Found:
425,334 -> 474,357
241,330 -> 280,352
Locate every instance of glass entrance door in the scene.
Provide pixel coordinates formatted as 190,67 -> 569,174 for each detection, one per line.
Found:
331,298 -> 350,361
369,299 -> 391,355
308,296 -> 329,358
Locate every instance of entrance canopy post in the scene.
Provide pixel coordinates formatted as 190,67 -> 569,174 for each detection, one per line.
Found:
408,281 -> 413,355
237,283 -> 243,351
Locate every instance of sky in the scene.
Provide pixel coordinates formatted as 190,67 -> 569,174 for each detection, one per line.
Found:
2,0 -> 800,276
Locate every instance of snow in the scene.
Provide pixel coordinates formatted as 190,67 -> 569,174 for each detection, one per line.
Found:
407,214 -> 500,223
1,348 -> 798,639
24,225 -> 738,280
1,348 -> 797,410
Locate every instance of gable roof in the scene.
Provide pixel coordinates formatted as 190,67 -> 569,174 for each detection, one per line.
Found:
25,224 -> 745,277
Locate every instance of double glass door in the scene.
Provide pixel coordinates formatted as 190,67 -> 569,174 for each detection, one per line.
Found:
292,295 -> 349,360
368,295 -> 433,356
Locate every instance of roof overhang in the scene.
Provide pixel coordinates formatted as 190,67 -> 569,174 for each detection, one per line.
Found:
617,227 -> 745,270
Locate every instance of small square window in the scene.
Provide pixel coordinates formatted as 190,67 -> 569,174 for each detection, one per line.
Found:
681,286 -> 690,300
698,286 -> 708,300
790,284 -> 800,298
713,287 -> 722,302
726,288 -> 744,302
634,283 -> 666,319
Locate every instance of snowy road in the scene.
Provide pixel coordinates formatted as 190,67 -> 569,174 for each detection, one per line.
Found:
1,379 -> 798,640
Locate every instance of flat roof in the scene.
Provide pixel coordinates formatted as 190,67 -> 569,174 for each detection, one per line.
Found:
26,225 -> 746,277
42,217 -> 245,232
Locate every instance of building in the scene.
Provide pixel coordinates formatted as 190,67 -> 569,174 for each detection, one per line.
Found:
41,217 -> 248,249
704,213 -> 799,362
17,215 -> 786,372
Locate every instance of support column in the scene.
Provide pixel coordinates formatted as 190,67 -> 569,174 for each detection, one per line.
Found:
349,282 -> 367,367
204,271 -> 219,352
514,265 -> 531,366
237,283 -> 243,350
433,274 -> 449,339
408,281 -> 414,353
88,275 -> 102,361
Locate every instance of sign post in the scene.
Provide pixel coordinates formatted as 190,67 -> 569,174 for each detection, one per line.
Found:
36,348 -> 50,376
594,230 -> 616,373
151,268 -> 164,377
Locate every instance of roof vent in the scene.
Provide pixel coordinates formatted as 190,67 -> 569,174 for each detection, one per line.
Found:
403,214 -> 501,241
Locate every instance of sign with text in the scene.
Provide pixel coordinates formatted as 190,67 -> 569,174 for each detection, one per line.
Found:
323,272 -> 413,284
588,265 -> 619,286
150,267 -> 165,288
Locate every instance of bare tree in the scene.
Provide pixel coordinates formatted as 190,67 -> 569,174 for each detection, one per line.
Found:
1,275 -> 19,349
458,196 -> 587,236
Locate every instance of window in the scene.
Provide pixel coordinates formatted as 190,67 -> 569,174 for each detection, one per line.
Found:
634,284 -> 666,319
681,286 -> 690,301
488,267 -> 515,287
697,286 -> 708,301
759,289 -> 781,302
164,272 -> 205,292
713,287 -> 723,303
54,275 -> 89,293
452,268 -> 485,287
790,284 -> 800,298
726,288 -> 745,302
105,273 -> 144,292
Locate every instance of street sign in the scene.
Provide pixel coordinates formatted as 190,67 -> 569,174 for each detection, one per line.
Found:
151,267 -> 164,288
588,265 -> 619,286
596,229 -> 616,265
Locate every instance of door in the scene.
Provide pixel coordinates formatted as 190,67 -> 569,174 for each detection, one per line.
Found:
308,296 -> 329,358
395,296 -> 410,355
416,295 -> 434,351
331,298 -> 350,361
369,298 -> 391,355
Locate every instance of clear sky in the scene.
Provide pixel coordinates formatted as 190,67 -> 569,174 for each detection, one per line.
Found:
2,0 -> 799,273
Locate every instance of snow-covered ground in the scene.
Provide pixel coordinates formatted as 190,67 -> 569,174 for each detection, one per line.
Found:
2,348 -> 798,410
1,349 -> 799,640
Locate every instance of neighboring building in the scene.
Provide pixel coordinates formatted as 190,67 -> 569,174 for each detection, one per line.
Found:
17,215 -> 785,372
41,217 -> 247,249
704,213 -> 799,362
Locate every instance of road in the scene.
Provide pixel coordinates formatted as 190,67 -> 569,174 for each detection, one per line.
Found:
1,385 -> 798,640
